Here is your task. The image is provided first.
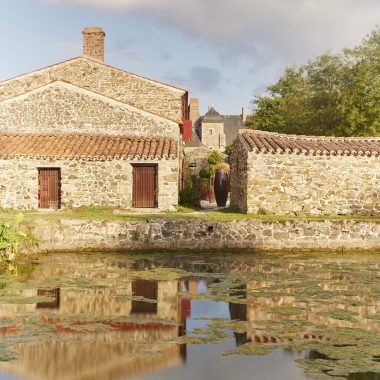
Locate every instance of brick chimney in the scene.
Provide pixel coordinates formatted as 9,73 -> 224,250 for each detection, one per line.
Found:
189,98 -> 200,124
82,27 -> 105,62
242,106 -> 248,123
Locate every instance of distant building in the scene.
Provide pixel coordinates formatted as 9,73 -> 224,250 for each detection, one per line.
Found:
187,98 -> 247,151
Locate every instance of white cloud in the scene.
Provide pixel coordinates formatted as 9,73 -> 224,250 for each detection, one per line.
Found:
165,66 -> 222,94
41,0 -> 380,112
43,0 -> 380,65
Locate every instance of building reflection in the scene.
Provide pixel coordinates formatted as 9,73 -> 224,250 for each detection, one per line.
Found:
0,255 -> 379,380
0,259 -> 189,380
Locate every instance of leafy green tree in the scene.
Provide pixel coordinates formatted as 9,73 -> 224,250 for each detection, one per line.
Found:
247,27 -> 380,137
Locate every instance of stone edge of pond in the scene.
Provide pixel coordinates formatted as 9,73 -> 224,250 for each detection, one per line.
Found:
19,217 -> 380,254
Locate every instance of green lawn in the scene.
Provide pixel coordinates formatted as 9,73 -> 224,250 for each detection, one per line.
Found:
0,206 -> 379,223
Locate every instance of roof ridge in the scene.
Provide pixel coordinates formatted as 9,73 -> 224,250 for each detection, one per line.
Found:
0,132 -> 176,141
0,56 -> 187,93
242,129 -> 380,141
240,130 -> 380,157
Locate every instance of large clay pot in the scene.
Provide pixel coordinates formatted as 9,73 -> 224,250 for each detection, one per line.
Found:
200,186 -> 209,201
214,169 -> 229,207
208,186 -> 216,204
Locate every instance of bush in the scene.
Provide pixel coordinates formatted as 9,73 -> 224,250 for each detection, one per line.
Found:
213,162 -> 230,172
179,175 -> 201,209
0,213 -> 37,261
208,151 -> 223,165
224,145 -> 234,157
199,167 -> 212,179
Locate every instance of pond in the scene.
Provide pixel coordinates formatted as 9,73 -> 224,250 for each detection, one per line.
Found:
0,252 -> 380,380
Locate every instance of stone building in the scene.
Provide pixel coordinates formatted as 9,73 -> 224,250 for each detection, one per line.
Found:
184,100 -> 246,173
187,99 -> 247,151
0,27 -> 189,210
230,130 -> 380,215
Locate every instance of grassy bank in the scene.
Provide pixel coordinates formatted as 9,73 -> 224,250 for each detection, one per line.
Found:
0,207 -> 379,224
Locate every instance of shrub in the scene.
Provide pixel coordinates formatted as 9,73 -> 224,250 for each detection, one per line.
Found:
213,162 -> 230,172
208,151 -> 223,165
0,213 -> 37,261
179,175 -> 201,209
224,145 -> 234,157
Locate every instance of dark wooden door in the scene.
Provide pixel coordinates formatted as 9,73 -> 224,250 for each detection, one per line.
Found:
38,168 -> 61,209
132,165 -> 157,208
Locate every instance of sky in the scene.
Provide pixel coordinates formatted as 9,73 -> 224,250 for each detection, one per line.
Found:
0,0 -> 379,115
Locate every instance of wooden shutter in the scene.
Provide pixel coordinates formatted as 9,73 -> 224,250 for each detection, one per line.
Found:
38,168 -> 61,209
132,165 -> 157,208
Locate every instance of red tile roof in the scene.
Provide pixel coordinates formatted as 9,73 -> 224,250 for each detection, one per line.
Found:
240,130 -> 380,157
0,134 -> 178,160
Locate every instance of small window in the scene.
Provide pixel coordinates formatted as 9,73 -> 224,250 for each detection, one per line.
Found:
208,129 -> 213,135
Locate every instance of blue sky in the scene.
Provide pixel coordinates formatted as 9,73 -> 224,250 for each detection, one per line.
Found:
0,0 -> 379,115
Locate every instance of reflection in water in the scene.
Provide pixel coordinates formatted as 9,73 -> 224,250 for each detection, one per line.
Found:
0,253 -> 379,380
131,280 -> 158,314
36,288 -> 60,309
348,374 -> 380,380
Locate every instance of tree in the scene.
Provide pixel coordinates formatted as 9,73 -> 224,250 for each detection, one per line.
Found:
247,27 -> 380,137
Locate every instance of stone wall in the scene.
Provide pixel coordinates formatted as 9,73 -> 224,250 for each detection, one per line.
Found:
201,121 -> 226,150
230,137 -> 380,216
31,218 -> 380,252
0,82 -> 180,140
229,139 -> 248,212
0,157 -> 179,210
0,57 -> 186,122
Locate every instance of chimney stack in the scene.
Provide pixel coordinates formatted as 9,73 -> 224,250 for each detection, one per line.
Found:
82,27 -> 105,63
242,106 -> 248,123
189,98 -> 200,124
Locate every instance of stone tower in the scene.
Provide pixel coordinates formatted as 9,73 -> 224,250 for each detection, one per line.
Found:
82,26 -> 105,62
200,107 -> 226,150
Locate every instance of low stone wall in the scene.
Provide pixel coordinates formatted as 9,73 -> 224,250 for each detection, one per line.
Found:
31,218 -> 380,252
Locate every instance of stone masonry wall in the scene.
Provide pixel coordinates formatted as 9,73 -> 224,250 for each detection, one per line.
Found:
0,157 -> 179,210
31,218 -> 380,252
246,149 -> 380,215
201,122 -> 226,150
0,82 -> 179,139
229,139 -> 248,212
0,57 -> 186,122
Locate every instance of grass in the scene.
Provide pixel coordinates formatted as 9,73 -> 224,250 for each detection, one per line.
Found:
0,206 -> 379,224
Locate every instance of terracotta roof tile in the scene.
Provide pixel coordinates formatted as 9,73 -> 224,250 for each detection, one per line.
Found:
0,134 -> 178,160
240,130 -> 380,157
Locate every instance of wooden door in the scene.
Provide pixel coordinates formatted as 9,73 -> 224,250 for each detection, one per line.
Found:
38,168 -> 61,209
132,165 -> 157,208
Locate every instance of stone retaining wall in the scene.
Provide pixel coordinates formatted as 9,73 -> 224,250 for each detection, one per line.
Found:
31,218 -> 380,252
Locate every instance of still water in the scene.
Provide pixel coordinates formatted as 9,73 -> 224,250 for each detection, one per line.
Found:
0,252 -> 380,380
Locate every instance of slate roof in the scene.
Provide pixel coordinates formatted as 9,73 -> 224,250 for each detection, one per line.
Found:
0,134 -> 178,160
240,130 -> 380,156
202,107 -> 224,123
185,129 -> 203,148
223,115 -> 244,146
